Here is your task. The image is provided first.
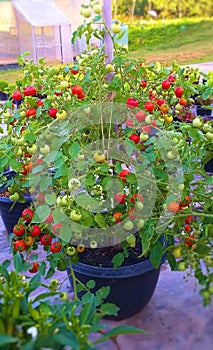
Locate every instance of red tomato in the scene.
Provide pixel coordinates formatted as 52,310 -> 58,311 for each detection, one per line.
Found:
119,169 -> 131,182
29,225 -> 41,237
22,208 -> 34,222
113,212 -> 123,223
140,80 -> 147,88
48,108 -> 58,119
23,86 -> 37,96
12,91 -> 22,100
26,108 -> 37,117
135,110 -> 146,122
184,225 -> 192,233
50,242 -> 62,253
44,213 -> 53,224
185,235 -> 195,246
175,87 -> 184,98
35,193 -> 45,204
114,193 -> 127,204
125,119 -> 134,127
14,240 -> 27,252
162,80 -> 171,89
29,262 -> 39,273
13,224 -> 26,237
52,223 -> 62,235
144,101 -> 154,112
37,99 -> 44,107
40,234 -> 52,246
130,193 -> 143,203
129,133 -> 140,144
185,216 -> 194,225
72,85 -> 83,95
167,202 -> 179,213
168,75 -> 175,83
126,97 -> 139,109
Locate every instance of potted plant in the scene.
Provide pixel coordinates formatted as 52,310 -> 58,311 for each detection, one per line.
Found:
1,0 -> 213,320
0,259 -> 143,349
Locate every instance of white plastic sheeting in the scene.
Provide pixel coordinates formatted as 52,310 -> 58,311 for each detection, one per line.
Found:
13,0 -> 73,63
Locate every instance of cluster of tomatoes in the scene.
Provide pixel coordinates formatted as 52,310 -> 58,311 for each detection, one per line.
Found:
12,207 -> 63,273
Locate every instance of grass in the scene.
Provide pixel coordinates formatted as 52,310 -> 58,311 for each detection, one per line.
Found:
0,17 -> 212,83
128,17 -> 213,65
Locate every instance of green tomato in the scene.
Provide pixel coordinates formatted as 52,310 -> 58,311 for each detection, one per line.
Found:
93,4 -> 102,14
167,151 -> 175,160
205,132 -> 213,141
20,111 -> 26,118
126,234 -> 136,247
192,118 -> 202,128
137,219 -> 145,229
140,133 -> 149,142
40,144 -> 50,155
60,80 -> 68,89
17,148 -> 23,156
135,202 -> 144,211
106,64 -> 114,72
178,183 -> 185,191
123,220 -> 134,231
9,192 -> 20,201
66,246 -> 76,256
68,178 -> 81,191
70,210 -> 82,221
145,115 -> 153,125
178,262 -> 186,271
60,292 -> 68,301
92,184 -> 103,195
111,23 -> 122,34
82,7 -> 91,18
90,240 -> 98,248
16,136 -> 25,145
172,247 -> 182,258
27,144 -> 37,155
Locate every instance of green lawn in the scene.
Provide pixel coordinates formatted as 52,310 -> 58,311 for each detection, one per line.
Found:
128,17 -> 213,65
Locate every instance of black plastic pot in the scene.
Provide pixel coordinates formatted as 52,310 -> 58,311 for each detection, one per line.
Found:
196,106 -> 212,118
0,171 -> 32,234
67,257 -> 163,320
0,91 -> 9,101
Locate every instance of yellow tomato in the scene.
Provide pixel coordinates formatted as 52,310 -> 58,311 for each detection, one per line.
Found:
93,152 -> 106,163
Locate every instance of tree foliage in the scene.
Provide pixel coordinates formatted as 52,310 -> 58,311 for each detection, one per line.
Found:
114,0 -> 213,18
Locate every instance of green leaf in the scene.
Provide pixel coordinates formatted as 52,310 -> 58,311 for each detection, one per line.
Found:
2,259 -> 11,269
10,159 -> 23,172
24,132 -> 36,143
95,325 -> 147,344
53,331 -> 79,349
150,241 -> 163,269
94,213 -> 107,228
0,264 -> 9,279
202,87 -> 213,100
60,221 -> 72,242
45,193 -> 57,206
0,335 -> 18,346
14,252 -> 23,272
100,303 -> 119,316
39,175 -> 52,192
34,205 -> 51,223
45,267 -> 56,279
38,261 -> 46,276
52,207 -> 66,224
86,279 -> 96,289
167,253 -> 176,270
112,252 -> 124,269
69,142 -> 80,159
